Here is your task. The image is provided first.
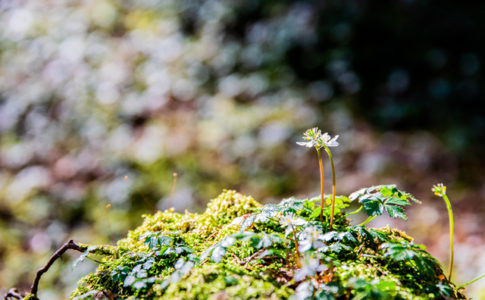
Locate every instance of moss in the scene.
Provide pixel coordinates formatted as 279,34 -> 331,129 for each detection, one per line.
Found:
23,294 -> 39,300
67,190 -> 467,300
377,226 -> 414,243
163,263 -> 292,300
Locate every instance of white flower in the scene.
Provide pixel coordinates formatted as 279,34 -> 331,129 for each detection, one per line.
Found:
432,183 -> 447,196
321,132 -> 339,147
279,213 -> 306,227
279,213 -> 306,237
296,140 -> 317,148
296,127 -> 339,149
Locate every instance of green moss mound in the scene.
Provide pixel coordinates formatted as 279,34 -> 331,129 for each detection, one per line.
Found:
70,190 -> 466,299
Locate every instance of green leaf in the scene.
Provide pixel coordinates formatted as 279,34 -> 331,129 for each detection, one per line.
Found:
385,205 -> 407,220
124,274 -> 136,287
382,243 -> 415,261
310,206 -> 321,219
382,242 -> 439,278
386,197 -> 410,206
361,199 -> 384,217
350,185 -> 420,221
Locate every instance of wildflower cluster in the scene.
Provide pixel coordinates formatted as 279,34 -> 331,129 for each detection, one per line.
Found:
296,128 -> 339,149
432,183 -> 447,196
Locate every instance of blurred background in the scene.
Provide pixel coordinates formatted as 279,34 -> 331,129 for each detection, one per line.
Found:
1,0 -> 484,298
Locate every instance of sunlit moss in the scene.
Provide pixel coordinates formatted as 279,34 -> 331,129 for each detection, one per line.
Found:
70,190 -> 466,300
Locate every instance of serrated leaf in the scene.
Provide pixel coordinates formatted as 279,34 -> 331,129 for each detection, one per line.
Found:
382,243 -> 415,261
145,236 -> 159,249
123,275 -> 136,287
133,280 -> 147,290
362,199 -> 384,217
386,205 -> 407,220
158,236 -> 173,246
338,231 -> 358,245
142,258 -> 155,270
135,269 -> 148,279
329,242 -> 351,253
349,187 -> 368,201
322,231 -> 339,242
386,197 -> 410,206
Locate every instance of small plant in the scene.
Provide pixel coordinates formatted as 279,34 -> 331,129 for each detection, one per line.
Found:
297,127 -> 339,229
432,183 -> 454,280
349,184 -> 420,225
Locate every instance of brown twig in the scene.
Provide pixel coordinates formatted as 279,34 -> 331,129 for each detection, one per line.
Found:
231,254 -> 245,265
30,240 -> 87,296
206,229 -> 220,241
244,249 -> 266,268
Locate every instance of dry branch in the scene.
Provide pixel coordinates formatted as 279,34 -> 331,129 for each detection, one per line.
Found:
29,240 -> 87,297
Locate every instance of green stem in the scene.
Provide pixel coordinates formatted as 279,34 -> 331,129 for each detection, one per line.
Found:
316,148 -> 325,223
323,146 -> 336,230
345,206 -> 363,217
358,215 -> 377,226
457,273 -> 485,289
442,193 -> 454,280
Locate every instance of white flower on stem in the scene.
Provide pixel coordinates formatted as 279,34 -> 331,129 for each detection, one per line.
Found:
296,127 -> 339,149
432,183 -> 447,196
280,213 -> 305,236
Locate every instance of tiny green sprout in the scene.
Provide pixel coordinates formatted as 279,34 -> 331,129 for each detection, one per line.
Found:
432,183 -> 454,280
297,128 -> 339,229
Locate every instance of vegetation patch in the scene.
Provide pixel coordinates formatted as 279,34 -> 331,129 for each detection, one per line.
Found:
65,188 -> 465,299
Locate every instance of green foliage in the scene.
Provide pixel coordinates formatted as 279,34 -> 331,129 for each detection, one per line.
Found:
350,278 -> 397,300
349,185 -> 420,220
69,189 -> 466,299
382,242 -> 440,279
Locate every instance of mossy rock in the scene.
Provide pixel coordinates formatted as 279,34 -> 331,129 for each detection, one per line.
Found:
68,190 -> 467,299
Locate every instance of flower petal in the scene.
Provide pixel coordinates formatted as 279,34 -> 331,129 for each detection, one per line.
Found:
296,141 -> 314,148
326,135 -> 339,147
